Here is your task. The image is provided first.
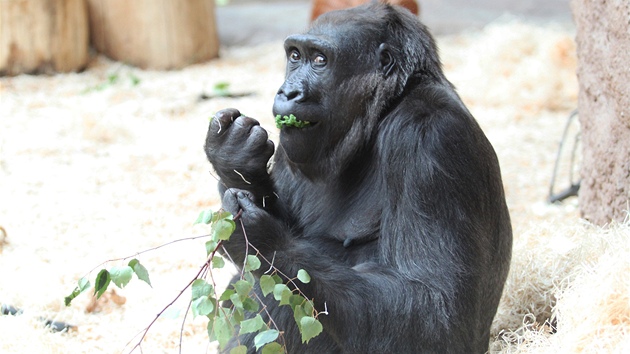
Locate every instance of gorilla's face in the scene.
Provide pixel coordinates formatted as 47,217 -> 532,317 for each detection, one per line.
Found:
272,21 -> 387,166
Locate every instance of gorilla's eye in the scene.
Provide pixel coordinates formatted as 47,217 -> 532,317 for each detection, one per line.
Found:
313,54 -> 327,66
289,50 -> 301,62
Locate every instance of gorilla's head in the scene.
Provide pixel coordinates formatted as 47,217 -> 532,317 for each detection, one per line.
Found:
272,3 -> 443,178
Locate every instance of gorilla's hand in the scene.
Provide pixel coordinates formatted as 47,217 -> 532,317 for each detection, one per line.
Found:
205,108 -> 275,191
221,188 -> 284,260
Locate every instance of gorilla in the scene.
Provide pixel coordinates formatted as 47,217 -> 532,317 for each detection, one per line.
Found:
204,3 -> 512,353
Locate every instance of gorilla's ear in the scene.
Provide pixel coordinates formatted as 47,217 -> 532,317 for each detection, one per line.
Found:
378,43 -> 396,76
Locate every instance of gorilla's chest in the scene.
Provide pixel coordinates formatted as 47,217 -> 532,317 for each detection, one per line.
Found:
292,181 -> 382,260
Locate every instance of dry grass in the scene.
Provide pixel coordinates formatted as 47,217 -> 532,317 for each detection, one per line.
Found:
1,20 -> 627,353
490,217 -> 630,353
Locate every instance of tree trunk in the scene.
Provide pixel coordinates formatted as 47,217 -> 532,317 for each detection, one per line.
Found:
0,0 -> 89,76
87,0 -> 219,70
572,0 -> 630,225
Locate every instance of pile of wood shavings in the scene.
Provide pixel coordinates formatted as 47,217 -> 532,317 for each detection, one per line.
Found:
1,21 -> 628,353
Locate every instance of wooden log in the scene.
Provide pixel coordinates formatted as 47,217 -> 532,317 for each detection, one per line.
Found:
87,0 -> 219,70
0,0 -> 90,76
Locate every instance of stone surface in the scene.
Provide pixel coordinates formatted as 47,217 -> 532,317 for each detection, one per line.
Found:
572,0 -> 630,224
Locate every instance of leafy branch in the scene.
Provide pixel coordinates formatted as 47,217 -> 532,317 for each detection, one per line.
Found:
64,208 -> 324,353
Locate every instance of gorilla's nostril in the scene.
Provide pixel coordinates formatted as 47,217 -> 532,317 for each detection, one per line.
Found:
286,90 -> 300,100
278,82 -> 304,102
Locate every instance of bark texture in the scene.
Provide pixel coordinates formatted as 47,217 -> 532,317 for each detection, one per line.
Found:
572,0 -> 630,225
0,0 -> 89,75
87,0 -> 219,70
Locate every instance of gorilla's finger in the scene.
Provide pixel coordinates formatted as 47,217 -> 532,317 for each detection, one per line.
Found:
222,188 -> 243,215
212,108 -> 241,135
236,190 -> 258,211
232,116 -> 260,134
246,125 -> 270,148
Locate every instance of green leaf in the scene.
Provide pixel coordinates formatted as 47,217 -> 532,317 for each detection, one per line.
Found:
233,306 -> 245,323
212,256 -> 225,269
213,218 -> 236,241
219,288 -> 235,301
303,299 -> 314,316
244,271 -> 256,285
78,277 -> 90,291
195,209 -> 215,225
192,296 -> 215,318
273,284 -> 289,301
297,269 -> 311,284
108,74 -> 119,84
261,342 -> 284,354
230,346 -> 247,354
208,320 -> 218,343
192,279 -> 213,300
300,317 -> 323,343
214,82 -> 230,91
213,82 -> 231,97
272,274 -> 283,284
64,277 -> 91,306
212,314 -> 234,350
275,114 -> 311,129
129,74 -> 141,86
94,269 -> 111,299
293,303 -> 307,331
239,314 -> 265,335
213,81 -> 230,93
128,259 -> 151,287
260,275 -> 276,297
254,329 -> 279,350
242,297 -> 260,312
205,240 -> 219,256
273,284 -> 292,305
110,266 -> 133,289
282,295 -> 295,307
245,254 -> 261,271
213,211 -> 233,222
230,292 -> 244,310
289,294 -> 305,310
234,280 -> 253,298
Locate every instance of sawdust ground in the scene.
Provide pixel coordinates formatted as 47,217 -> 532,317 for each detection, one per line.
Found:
1,20 -> 628,353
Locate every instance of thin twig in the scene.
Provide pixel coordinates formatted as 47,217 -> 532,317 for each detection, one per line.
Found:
178,299 -> 193,354
125,242 -> 220,353
240,218 -> 250,278
250,289 -> 286,349
84,234 -> 213,279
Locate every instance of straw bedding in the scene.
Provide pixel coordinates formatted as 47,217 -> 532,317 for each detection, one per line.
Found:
1,20 -> 628,353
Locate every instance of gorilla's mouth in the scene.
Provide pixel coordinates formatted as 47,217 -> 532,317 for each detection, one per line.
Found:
275,114 -> 315,129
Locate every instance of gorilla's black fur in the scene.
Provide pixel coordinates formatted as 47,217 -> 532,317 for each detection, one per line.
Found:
205,3 -> 512,353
